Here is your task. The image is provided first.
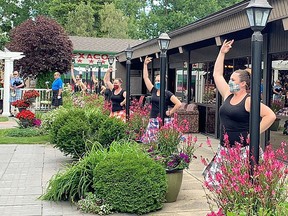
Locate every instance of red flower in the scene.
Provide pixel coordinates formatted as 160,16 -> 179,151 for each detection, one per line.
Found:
23,90 -> 40,100
16,110 -> 35,120
11,99 -> 30,108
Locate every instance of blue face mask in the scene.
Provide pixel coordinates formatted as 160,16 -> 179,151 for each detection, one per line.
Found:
155,82 -> 160,90
228,80 -> 240,93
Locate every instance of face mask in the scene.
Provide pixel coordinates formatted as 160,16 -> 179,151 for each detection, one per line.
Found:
155,82 -> 160,90
228,80 -> 240,93
113,84 -> 119,90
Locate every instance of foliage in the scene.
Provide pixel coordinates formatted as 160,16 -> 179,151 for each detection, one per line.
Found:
203,142 -> 288,216
50,108 -> 93,158
36,71 -> 55,89
0,30 -> 9,50
65,2 -> 97,37
93,141 -> 167,215
127,98 -> 151,141
41,106 -> 69,131
5,127 -> 46,137
145,117 -> 198,171
7,16 -> 73,77
11,99 -> 30,108
23,90 -> 40,100
77,192 -> 113,215
99,3 -> 129,39
0,129 -> 50,144
95,117 -> 128,148
41,142 -> 105,202
0,116 -> 8,122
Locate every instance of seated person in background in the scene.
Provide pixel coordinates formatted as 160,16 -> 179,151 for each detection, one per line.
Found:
273,80 -> 283,101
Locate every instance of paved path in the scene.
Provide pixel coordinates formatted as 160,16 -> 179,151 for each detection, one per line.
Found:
0,117 -> 18,129
0,135 -> 218,216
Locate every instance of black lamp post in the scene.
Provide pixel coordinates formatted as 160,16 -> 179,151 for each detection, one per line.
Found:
97,60 -> 102,95
108,55 -> 115,81
245,0 -> 272,173
158,32 -> 171,123
125,45 -> 133,121
89,62 -> 93,94
85,65 -> 89,88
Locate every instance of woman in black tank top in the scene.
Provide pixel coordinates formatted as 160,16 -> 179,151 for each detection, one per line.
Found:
203,39 -> 276,186
103,68 -> 126,122
71,64 -> 87,95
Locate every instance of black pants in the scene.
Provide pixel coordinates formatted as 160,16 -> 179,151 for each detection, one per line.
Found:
52,90 -> 63,107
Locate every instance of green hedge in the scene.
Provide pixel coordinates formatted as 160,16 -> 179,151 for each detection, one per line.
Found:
93,142 -> 167,215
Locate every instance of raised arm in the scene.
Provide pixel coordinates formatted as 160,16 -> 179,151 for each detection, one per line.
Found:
213,39 -> 234,100
71,65 -> 76,83
143,56 -> 154,92
104,68 -> 113,91
167,95 -> 181,116
92,71 -> 97,83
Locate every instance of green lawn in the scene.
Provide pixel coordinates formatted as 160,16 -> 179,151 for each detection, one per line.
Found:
0,129 -> 51,144
0,117 -> 8,122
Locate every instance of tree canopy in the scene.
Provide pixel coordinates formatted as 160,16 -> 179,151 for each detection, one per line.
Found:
7,16 -> 73,77
0,0 -> 243,40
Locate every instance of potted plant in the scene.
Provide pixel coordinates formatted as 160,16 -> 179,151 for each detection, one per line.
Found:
11,99 -> 30,112
146,117 -> 198,202
16,110 -> 35,128
23,90 -> 40,102
270,100 -> 284,131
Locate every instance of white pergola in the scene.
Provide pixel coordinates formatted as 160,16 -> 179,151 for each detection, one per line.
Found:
0,48 -> 25,116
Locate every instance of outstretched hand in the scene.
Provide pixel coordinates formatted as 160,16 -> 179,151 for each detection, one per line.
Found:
220,39 -> 234,54
144,56 -> 152,65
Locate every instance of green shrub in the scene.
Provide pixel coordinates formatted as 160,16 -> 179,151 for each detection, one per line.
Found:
50,108 -> 92,158
6,128 -> 45,137
41,143 -> 105,201
93,142 -> 167,215
41,106 -> 68,131
96,117 -> 129,148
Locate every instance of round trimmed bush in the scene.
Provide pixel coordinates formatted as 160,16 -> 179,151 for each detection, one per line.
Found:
96,117 -> 129,148
93,143 -> 167,215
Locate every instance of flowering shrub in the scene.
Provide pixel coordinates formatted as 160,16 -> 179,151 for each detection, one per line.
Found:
203,140 -> 288,215
128,99 -> 151,140
147,117 -> 199,171
11,99 -> 30,108
23,90 -> 40,100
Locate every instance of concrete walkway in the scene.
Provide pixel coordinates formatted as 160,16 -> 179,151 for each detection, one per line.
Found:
0,117 -> 18,129
0,135 -> 218,216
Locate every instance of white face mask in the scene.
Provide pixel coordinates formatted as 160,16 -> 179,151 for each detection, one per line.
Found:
228,80 -> 240,93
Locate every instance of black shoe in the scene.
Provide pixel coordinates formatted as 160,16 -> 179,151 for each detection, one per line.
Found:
9,114 -> 14,117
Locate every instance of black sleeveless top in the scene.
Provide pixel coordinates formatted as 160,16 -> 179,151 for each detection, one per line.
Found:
104,88 -> 112,101
110,89 -> 125,112
150,87 -> 174,118
219,94 -> 250,147
74,84 -> 81,92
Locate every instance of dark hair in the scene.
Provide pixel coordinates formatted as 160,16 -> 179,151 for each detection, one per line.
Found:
234,69 -> 251,90
115,78 -> 123,84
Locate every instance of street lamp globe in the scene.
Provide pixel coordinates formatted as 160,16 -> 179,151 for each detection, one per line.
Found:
125,44 -> 133,60
85,65 -> 89,71
108,55 -> 115,66
245,0 -> 273,32
158,32 -> 171,54
97,59 -> 102,67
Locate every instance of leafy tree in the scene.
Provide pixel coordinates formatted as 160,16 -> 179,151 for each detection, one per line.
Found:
65,2 -> 97,37
99,3 -> 129,39
0,0 -> 48,32
0,28 -> 9,50
7,16 -> 73,78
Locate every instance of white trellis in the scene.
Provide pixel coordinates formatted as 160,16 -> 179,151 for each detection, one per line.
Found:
0,48 -> 25,116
